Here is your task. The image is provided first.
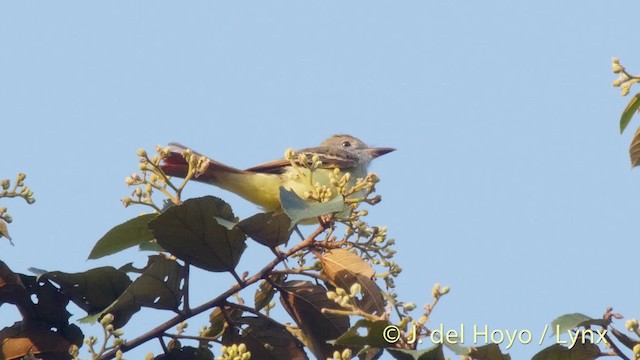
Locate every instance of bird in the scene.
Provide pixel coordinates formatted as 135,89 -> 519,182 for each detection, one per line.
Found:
160,134 -> 395,211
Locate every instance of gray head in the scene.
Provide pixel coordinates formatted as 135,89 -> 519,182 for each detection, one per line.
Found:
320,134 -> 395,163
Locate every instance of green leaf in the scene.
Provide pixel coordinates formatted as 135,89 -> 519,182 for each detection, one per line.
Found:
333,319 -> 391,348
279,187 -> 347,226
550,314 -> 608,337
88,213 -> 158,259
238,211 -> 293,247
213,216 -> 238,230
532,343 -> 600,360
27,267 -> 47,276
387,344 -> 445,360
551,314 -> 590,336
138,240 -> 165,252
620,93 -> 640,133
148,196 -> 247,272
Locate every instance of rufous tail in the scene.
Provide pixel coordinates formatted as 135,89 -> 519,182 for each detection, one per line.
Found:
160,142 -> 246,185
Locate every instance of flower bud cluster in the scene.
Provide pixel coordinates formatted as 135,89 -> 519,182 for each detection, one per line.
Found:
122,145 -> 195,210
0,173 -> 36,205
329,348 -> 353,360
326,283 -> 362,309
216,343 -> 251,360
612,58 -> 640,96
431,283 -> 450,300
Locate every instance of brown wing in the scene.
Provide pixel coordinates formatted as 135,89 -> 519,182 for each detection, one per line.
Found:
245,146 -> 360,174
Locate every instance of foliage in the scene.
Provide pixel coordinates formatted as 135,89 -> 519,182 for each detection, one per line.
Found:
612,58 -> 640,167
2,133 -> 639,359
0,146 -> 449,360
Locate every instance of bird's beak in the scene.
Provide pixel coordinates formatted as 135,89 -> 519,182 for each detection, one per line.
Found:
365,147 -> 396,159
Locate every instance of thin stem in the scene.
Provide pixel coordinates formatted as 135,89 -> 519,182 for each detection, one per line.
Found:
225,302 -> 276,322
621,69 -> 640,81
147,160 -> 181,194
162,332 -> 219,342
182,264 -> 190,313
270,269 -> 329,283
603,331 -> 630,360
230,269 -> 244,285
158,336 -> 169,354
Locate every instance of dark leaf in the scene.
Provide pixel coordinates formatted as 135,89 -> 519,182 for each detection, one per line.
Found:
279,187 -> 348,226
620,93 -> 640,133
532,343 -> 600,360
238,211 -> 293,247
279,280 -> 349,360
254,274 -> 284,311
149,196 -> 247,272
38,266 -> 131,314
320,249 -> 386,315
0,321 -> 72,360
222,316 -> 308,360
630,127 -> 640,167
609,327 -> 639,350
154,346 -> 214,360
359,347 -> 384,360
0,262 -> 83,348
387,344 -> 445,360
79,255 -> 184,327
0,260 -> 30,310
59,323 -> 84,348
118,262 -> 145,274
467,343 -> 511,360
207,306 -> 243,340
89,213 -> 158,259
19,275 -> 72,329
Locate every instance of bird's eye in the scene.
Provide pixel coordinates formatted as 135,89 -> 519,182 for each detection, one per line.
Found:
341,141 -> 351,147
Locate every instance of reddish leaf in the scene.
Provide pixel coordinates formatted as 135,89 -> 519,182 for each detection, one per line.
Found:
278,280 -> 349,360
320,249 -> 386,315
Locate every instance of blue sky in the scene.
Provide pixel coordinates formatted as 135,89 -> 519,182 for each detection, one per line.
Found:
2,1 -> 639,359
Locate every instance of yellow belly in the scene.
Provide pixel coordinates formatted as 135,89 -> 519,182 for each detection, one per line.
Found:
214,166 -> 365,211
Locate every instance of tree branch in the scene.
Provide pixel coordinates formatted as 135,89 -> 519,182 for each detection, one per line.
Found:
99,224 -> 326,360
